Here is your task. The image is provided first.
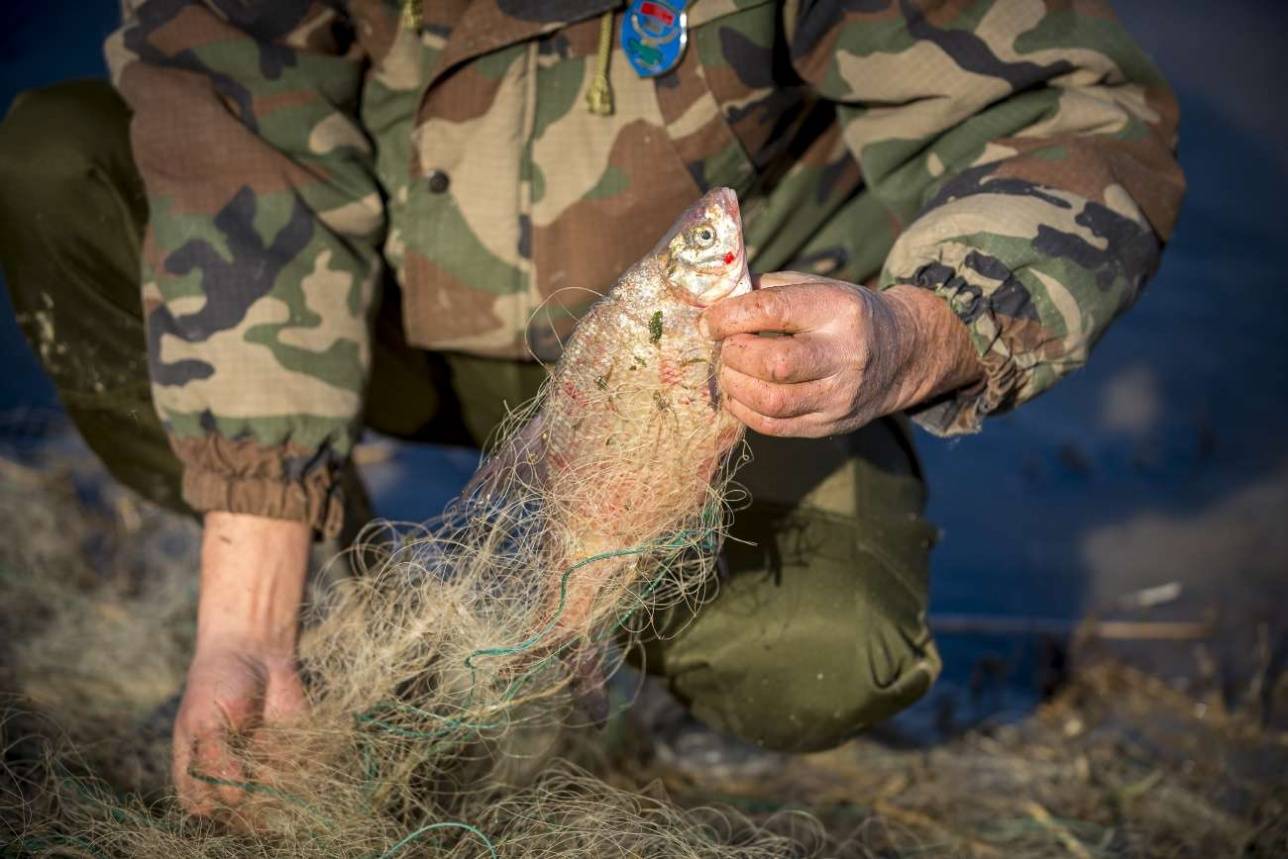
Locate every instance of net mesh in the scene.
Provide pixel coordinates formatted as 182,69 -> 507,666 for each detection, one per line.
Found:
0,271 -> 806,856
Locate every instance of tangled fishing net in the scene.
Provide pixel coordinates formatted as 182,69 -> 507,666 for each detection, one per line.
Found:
2,188 -> 808,857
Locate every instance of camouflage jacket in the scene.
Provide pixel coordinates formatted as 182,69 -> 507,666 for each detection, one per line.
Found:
106,0 -> 1183,536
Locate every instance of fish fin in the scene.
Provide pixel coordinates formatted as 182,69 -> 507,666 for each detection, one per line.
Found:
706,369 -> 721,412
463,410 -> 548,499
706,345 -> 722,412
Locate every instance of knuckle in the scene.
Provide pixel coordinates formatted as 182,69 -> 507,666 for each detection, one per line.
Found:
758,292 -> 790,327
849,342 -> 872,374
724,338 -> 752,370
822,374 -> 847,406
760,387 -> 790,417
768,350 -> 795,382
839,291 -> 868,327
803,383 -> 827,415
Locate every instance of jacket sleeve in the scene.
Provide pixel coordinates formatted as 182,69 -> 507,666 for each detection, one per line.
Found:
788,0 -> 1184,435
106,1 -> 384,536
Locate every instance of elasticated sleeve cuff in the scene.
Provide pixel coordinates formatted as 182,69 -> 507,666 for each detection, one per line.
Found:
878,182 -> 1162,437
171,436 -> 347,539
885,252 -> 1030,437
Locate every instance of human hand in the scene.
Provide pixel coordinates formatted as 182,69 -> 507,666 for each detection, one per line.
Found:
173,512 -> 311,816
699,272 -> 982,437
172,644 -> 306,815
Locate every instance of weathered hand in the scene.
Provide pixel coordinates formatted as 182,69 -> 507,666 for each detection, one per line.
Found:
699,272 -> 982,437
172,644 -> 306,816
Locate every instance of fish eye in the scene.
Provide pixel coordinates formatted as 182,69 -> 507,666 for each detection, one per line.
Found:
691,224 -> 716,249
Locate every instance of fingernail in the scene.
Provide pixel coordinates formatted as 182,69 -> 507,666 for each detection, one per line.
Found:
698,316 -> 711,338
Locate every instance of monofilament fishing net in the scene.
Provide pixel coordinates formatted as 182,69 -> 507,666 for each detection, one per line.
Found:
3,189 -> 815,857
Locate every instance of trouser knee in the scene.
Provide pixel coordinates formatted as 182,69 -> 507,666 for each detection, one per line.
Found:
638,505 -> 941,753
673,599 -> 940,752
0,80 -> 144,232
1,81 -> 146,389
0,80 -> 146,327
0,82 -> 185,512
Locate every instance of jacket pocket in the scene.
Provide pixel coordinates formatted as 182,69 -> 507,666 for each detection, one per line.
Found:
523,15 -> 706,360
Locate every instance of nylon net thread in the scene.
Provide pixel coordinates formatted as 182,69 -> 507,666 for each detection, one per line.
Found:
3,360 -> 817,858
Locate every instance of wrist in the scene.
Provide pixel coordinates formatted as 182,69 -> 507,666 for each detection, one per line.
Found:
880,283 -> 984,411
195,512 -> 311,656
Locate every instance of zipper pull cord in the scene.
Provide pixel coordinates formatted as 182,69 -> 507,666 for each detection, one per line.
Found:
401,0 -> 422,30
585,11 -> 615,116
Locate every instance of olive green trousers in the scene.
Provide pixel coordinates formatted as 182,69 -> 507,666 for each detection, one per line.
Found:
0,81 -> 941,752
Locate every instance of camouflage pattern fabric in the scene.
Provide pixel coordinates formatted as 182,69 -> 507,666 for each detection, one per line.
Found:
105,0 -> 1183,534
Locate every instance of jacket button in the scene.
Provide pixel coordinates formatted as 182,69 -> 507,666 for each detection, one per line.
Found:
426,169 -> 450,194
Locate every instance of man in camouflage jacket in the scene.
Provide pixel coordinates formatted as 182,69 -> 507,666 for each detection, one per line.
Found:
0,0 -> 1182,816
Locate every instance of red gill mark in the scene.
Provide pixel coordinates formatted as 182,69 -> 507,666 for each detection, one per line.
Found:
723,251 -> 735,265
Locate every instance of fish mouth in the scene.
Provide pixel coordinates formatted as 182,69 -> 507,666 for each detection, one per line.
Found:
709,187 -> 741,223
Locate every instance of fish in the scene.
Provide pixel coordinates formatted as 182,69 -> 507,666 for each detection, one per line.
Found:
468,186 -> 752,651
522,186 -> 752,641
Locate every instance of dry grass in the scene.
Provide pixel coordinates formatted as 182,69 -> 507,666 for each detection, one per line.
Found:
1,441 -> 1284,858
613,660 -> 1287,857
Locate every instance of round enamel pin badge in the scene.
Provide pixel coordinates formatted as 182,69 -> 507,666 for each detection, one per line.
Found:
621,0 -> 689,77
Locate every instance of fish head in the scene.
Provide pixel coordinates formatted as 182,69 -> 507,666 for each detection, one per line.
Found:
659,187 -> 752,307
